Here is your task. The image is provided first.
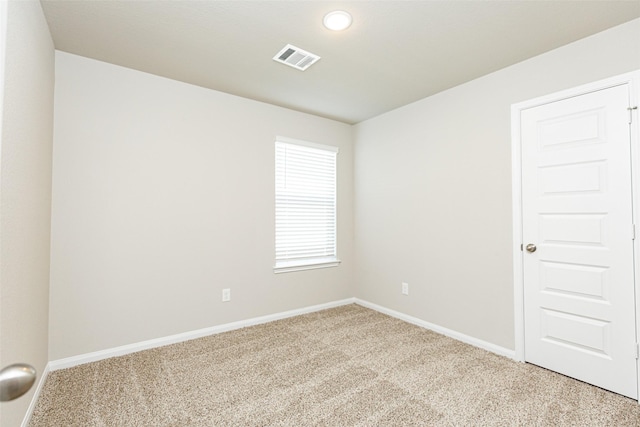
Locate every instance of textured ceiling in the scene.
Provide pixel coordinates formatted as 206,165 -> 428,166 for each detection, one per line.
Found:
40,1 -> 640,124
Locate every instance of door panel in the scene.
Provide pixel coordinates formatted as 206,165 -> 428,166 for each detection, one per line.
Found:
539,260 -> 608,300
521,84 -> 637,398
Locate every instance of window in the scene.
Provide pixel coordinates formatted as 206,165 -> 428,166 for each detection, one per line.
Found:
274,137 -> 340,273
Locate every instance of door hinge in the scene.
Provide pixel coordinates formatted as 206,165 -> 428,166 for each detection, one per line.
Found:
520,243 -> 523,252
636,343 -> 639,359
633,224 -> 636,240
629,106 -> 638,124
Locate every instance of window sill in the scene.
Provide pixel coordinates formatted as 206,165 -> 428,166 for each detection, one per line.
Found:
273,258 -> 341,274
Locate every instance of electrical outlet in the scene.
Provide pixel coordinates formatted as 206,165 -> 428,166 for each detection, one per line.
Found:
402,282 -> 409,295
222,288 -> 231,302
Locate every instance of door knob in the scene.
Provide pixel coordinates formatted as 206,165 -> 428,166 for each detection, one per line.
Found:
0,363 -> 36,402
525,243 -> 537,253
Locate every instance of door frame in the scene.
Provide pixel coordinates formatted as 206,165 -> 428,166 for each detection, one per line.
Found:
0,0 -> 5,422
511,70 -> 640,402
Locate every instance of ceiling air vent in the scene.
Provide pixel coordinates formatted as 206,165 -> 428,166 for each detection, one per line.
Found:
273,44 -> 321,71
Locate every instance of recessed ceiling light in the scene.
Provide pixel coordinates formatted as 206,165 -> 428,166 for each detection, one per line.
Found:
323,10 -> 352,31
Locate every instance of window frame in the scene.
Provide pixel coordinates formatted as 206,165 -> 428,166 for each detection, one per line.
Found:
274,136 -> 340,273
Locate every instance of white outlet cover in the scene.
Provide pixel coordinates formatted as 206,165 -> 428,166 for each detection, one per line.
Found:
222,288 -> 231,302
401,282 -> 409,295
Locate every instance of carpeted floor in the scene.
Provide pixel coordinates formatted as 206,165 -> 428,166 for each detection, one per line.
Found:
29,304 -> 640,426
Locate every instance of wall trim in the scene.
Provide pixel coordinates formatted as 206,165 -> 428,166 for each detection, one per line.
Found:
354,298 -> 516,360
49,296 -> 518,373
49,298 -> 356,371
20,362 -> 50,427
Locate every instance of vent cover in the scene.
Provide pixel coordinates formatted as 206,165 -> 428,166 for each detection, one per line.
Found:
273,44 -> 321,71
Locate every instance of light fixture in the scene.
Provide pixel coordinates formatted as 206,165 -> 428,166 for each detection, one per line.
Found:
323,10 -> 352,31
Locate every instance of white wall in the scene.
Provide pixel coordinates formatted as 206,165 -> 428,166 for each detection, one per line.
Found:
353,19 -> 640,351
49,52 -> 354,360
0,1 -> 54,425
42,10 -> 640,365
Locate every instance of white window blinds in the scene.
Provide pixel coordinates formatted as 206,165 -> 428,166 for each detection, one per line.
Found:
275,137 -> 340,273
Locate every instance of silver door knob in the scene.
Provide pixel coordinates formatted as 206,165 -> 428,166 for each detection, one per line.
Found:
0,364 -> 36,402
525,243 -> 537,253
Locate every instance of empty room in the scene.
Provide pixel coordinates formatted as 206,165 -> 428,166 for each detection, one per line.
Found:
1,0 -> 640,425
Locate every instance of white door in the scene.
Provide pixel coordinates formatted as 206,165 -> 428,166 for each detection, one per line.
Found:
521,84 -> 638,399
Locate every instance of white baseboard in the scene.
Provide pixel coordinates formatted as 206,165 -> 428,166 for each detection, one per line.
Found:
49,298 -> 357,371
21,362 -> 50,427
49,296 -> 515,373
22,298 -> 515,423
354,298 -> 516,360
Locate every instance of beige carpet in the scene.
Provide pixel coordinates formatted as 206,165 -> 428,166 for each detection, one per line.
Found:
29,304 -> 640,426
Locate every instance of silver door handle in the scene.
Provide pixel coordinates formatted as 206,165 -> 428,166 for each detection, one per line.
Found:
525,243 -> 537,253
0,364 -> 36,402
